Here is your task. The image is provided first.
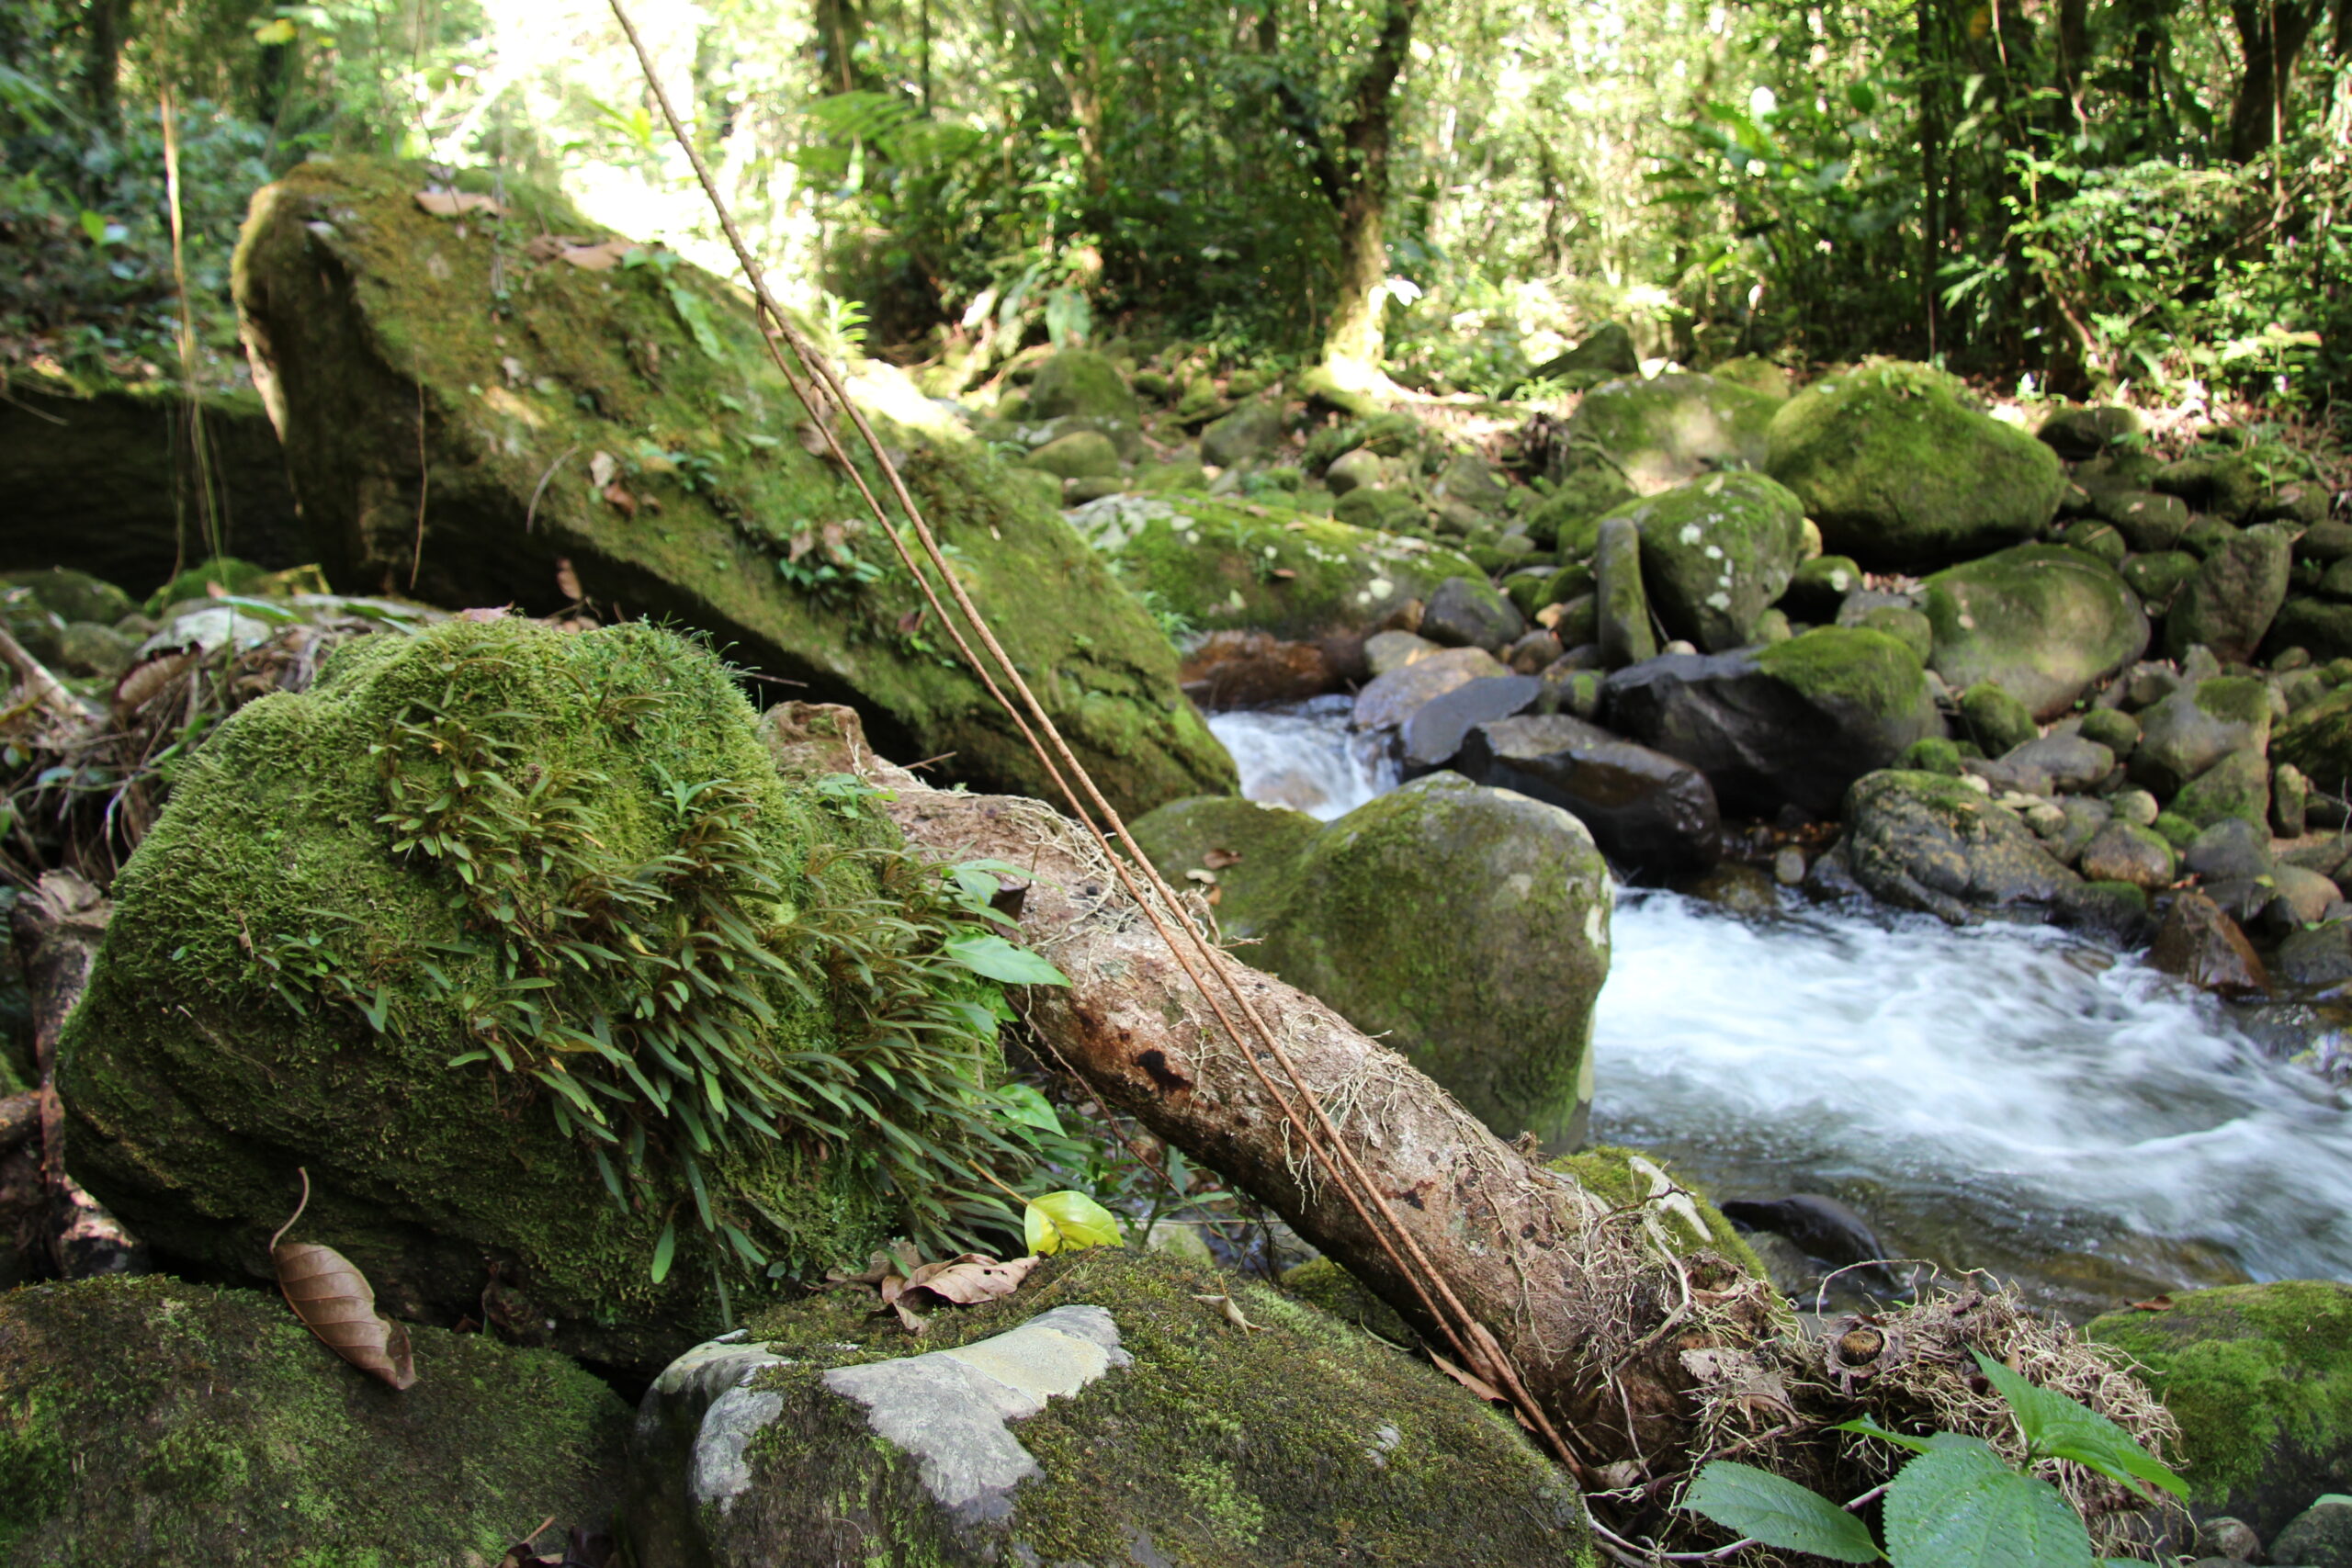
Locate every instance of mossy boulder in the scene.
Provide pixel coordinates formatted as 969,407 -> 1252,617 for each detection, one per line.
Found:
1918,546 -> 2150,719
2172,749 -> 2272,830
0,1274 -> 629,1564
57,618 -> 1025,1372
1199,397 -> 1286,468
232,156 -> 1226,815
2,567 -> 136,628
1766,362 -> 2065,569
2274,682 -> 2352,796
1526,467 -> 1639,555
1841,769 -> 2086,925
628,1247 -> 1589,1568
2086,1280 -> 2352,1536
2166,525 -> 2293,664
1959,681 -> 2040,756
1067,492 -> 1484,642
1556,373 -> 1779,495
1617,472 -> 1809,652
1115,795 -> 1321,934
1134,773 -> 1612,1148
1023,348 -> 1141,423
1025,429 -> 1121,479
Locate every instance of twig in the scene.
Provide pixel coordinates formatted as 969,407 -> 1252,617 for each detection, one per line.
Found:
523,446 -> 580,534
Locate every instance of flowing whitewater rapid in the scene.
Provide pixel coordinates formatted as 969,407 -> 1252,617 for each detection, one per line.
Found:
1206,703 -> 2352,1316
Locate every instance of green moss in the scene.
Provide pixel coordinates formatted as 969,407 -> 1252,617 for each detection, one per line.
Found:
2086,1280 -> 2352,1530
1960,681 -> 2039,756
1899,736 -> 1965,774
1559,373 -> 1779,493
2078,706 -> 2141,756
0,1275 -> 628,1565
57,618 -> 1028,1370
1917,545 -> 2150,720
1280,1257 -> 1413,1342
1544,1146 -> 1767,1279
232,157 -> 1227,816
1526,468 -> 1637,555
2273,682 -> 2352,796
2152,809 -> 2201,850
1753,626 -> 1926,720
1025,348 -> 1141,423
1126,795 -> 1320,935
2194,676 -> 2273,726
717,1248 -> 1589,1567
2172,748 -> 2271,829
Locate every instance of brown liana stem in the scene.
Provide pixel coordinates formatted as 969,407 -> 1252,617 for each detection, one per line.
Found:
602,0 -> 1588,1484
268,1166 -> 312,1253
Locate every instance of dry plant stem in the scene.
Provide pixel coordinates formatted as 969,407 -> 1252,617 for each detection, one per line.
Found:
602,0 -> 1579,1473
158,88 -> 222,568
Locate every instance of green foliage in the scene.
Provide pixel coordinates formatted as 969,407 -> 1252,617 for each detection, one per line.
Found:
1023,1189 -> 1124,1255
1683,1352 -> 2183,1565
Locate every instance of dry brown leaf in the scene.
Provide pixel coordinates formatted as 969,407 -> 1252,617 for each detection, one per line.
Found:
1271,568 -> 1296,581
2129,1295 -> 2176,1312
588,451 -> 617,489
554,558 -> 584,603
271,1169 -> 417,1390
524,233 -> 591,261
414,189 -> 505,219
1192,1292 -> 1264,1333
602,483 -> 639,516
1533,603 -> 1568,630
897,606 -> 927,637
1184,868 -> 1217,886
559,241 -> 631,271
902,1253 -> 1038,1305
113,648 -> 202,714
1201,848 -> 1243,870
1430,1349 -> 1506,1404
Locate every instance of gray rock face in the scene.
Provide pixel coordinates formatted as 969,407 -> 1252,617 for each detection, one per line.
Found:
1556,372 -> 1777,494
1400,674 -> 1544,775
2002,732 -> 2114,792
2168,525 -> 2293,663
1419,574 -> 1528,653
1455,712 -> 1723,875
2278,920 -> 2352,985
1351,645 -> 1509,731
2185,817 -> 2274,882
2135,677 -> 2274,793
2077,821 -> 2175,889
1840,770 -> 2086,924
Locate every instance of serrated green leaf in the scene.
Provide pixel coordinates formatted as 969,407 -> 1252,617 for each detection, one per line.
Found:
1023,1190 -> 1124,1256
1680,1461 -> 1883,1562
1971,1350 -> 2189,1500
943,931 -> 1069,987
1883,1437 -> 2098,1568
650,1219 -> 677,1283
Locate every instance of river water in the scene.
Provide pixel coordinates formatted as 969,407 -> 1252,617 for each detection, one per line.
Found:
1206,703 -> 2352,1315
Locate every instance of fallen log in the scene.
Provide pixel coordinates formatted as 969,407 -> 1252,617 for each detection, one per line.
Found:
761,702 -> 2181,1551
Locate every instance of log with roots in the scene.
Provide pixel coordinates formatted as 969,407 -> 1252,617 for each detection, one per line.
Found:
762,703 -> 2184,1552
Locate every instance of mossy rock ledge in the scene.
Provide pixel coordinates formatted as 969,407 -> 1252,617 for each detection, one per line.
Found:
58,618 -> 1014,1371
0,1274 -> 629,1565
628,1247 -> 1590,1568
232,155 -> 1229,816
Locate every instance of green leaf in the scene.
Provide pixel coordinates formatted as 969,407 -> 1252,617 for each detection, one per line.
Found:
1023,1190 -> 1124,1256
997,1083 -> 1064,1134
943,931 -> 1069,987
1882,1437 -> 2099,1568
665,282 -> 726,359
1831,1415 -> 1939,1455
1680,1461 -> 1883,1563
650,1219 -> 677,1283
1970,1351 -> 2189,1501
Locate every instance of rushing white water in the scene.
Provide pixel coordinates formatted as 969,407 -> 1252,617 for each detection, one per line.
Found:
1206,698 -> 1398,821
1206,701 -> 2352,1310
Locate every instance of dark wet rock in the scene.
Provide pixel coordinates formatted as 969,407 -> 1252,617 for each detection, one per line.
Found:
2272,682 -> 2352,796
1840,770 -> 2085,924
1684,862 -> 1781,913
2151,889 -> 2271,996
1178,630 -> 1341,708
1918,545 -> 2149,719
2078,821 -> 2176,889
1419,574 -> 1527,653
2185,816 -> 2275,882
1456,712 -> 1723,875
2135,677 -> 2274,795
1505,627 -> 1565,672
2087,1280 -> 2352,1537
1717,1194 -> 1889,1274
1400,674 -> 1544,774
2272,1498 -> 2352,1568
631,1249 -> 1587,1568
1351,645 -> 1510,732
1780,554 -> 1864,621
1767,362 -> 2064,569
1604,627 -> 1941,818
2169,525 -> 2294,663
2278,920 -> 2352,986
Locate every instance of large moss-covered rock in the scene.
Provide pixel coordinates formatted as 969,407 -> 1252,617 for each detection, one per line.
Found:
1622,471 -> 1809,651
0,1274 -> 629,1564
2086,1280 -> 2352,1537
1841,769 -> 2086,924
1556,373 -> 1779,495
1067,491 -> 1484,641
2275,682 -> 2352,796
1918,546 -> 2150,719
1134,773 -> 1612,1148
628,1248 -> 1589,1568
2166,525 -> 2293,663
1023,347 -> 1141,423
1603,627 -> 1942,818
232,157 -> 1226,814
1766,363 -> 2065,569
57,618 -> 1022,1371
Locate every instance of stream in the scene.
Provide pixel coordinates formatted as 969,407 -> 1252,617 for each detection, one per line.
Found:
1206,702 -> 2352,1318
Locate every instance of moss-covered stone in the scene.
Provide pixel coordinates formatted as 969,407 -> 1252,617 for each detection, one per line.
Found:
1751,625 -> 1932,730
1526,467 -> 1640,555
1612,472 -> 1809,651
1134,773 -> 1611,1148
1558,373 -> 1779,494
1278,1257 -> 1413,1343
1025,429 -> 1121,479
1899,736 -> 1965,774
1841,769 -> 2086,924
1766,362 -> 2064,569
1780,553 -> 1864,621
633,1248 -> 1590,1568
2166,525 -> 2293,664
1546,1146 -> 1766,1279
2,568 -> 135,627
1960,681 -> 2040,756
1121,795 -> 1319,934
2154,454 -> 2267,524
1067,491 -> 1483,642
2078,705 -> 2141,757
2273,682 -> 2352,797
1024,347 -> 1141,423
232,157 -> 1226,815
0,1274 -> 628,1564
1918,545 -> 2150,719
2172,749 -> 2272,829
2086,1280 -> 2352,1536
56,618 -> 1023,1371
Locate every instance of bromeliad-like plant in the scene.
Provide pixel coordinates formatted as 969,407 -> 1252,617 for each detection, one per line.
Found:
1681,1349 -> 2185,1566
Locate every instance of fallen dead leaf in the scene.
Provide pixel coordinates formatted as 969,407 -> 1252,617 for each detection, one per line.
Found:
1534,603 -> 1568,630
1430,1349 -> 1506,1404
525,233 -> 593,261
2130,1295 -> 2176,1312
1193,1292 -> 1264,1333
1202,848 -> 1243,870
1184,868 -> 1217,886
555,558 -> 583,603
559,241 -> 632,271
271,1170 -> 416,1390
602,483 -> 639,516
830,1246 -> 1036,1334
414,188 -> 506,219
588,451 -> 617,489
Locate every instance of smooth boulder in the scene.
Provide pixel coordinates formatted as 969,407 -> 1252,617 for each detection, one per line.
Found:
1555,373 -> 1778,495
2166,525 -> 2294,663
1840,769 -> 2086,924
1456,713 -> 1723,874
1623,471 -> 1810,652
1917,546 -> 2150,719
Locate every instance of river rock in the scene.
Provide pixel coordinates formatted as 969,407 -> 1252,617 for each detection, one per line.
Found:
2277,761 -> 2312,835
2186,817 -> 2274,882
1526,468 -> 1639,555
1026,347 -> 1140,423
1,1274 -> 628,1563
2155,454 -> 2266,523
1766,362 -> 2064,569
1840,769 -> 2086,924
2038,403 -> 2141,459
1456,712 -> 1723,874
1917,546 -> 2150,719
1324,446 -> 1385,496
1960,682 -> 2040,756
1365,628 -> 1439,675
1140,773 -> 1612,1147
2168,525 -> 2294,662
235,158 -> 1225,814
2134,677 -> 2273,793
1400,674 -> 1544,774
1118,795 -> 1323,933
1200,397 -> 1286,468
2092,488 -> 2189,552
2174,749 -> 2272,830
1351,645 -> 1510,732
2122,550 -> 2202,615
2273,1498 -> 2352,1568
1780,554 -> 1864,622
628,1249 -> 1587,1568
2086,1280 -> 2352,1536
2261,864 -> 2340,930
2077,821 -> 2176,889
2004,732 -> 2112,793
1419,574 -> 1527,653
2269,682 -> 2352,796
2151,889 -> 2270,995
57,619 -> 1015,1371
1027,429 -> 1121,479
1555,373 -> 1778,494
1595,514 -> 1657,668
2079,705 -> 2142,758
1178,630 -> 1340,708
1612,472 -> 1810,651
1604,627 -> 1942,818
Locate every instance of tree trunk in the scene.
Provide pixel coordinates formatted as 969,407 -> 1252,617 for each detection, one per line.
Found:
1314,0 -> 1419,369
82,0 -> 125,133
1323,186 -> 1390,367
2229,0 -> 2323,159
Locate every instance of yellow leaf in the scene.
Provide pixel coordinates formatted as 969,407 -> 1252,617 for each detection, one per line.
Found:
253,17 -> 298,43
1023,1190 -> 1124,1256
